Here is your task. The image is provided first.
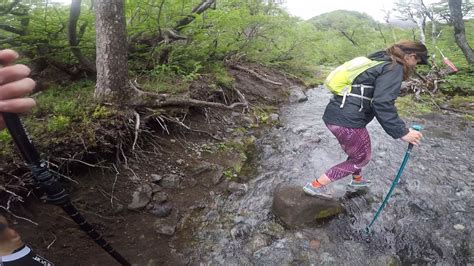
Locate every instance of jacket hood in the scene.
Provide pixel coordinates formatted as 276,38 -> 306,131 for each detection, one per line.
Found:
367,51 -> 392,61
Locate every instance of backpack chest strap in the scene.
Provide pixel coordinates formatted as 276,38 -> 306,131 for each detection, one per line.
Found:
340,84 -> 374,111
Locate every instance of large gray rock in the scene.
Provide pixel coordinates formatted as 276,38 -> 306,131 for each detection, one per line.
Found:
191,162 -> 224,187
272,184 -> 343,228
127,184 -> 153,210
288,86 -> 308,103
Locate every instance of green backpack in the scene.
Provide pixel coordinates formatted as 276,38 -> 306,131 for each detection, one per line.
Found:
324,57 -> 384,111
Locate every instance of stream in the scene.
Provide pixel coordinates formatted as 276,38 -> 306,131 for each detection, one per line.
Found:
184,87 -> 473,265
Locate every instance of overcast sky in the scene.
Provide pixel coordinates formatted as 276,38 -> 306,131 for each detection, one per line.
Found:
52,0 -> 440,22
282,0 -> 435,21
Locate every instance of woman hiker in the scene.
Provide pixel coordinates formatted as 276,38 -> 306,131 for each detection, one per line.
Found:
303,40 -> 425,198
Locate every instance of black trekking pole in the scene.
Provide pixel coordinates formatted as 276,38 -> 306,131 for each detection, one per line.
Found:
2,112 -> 131,266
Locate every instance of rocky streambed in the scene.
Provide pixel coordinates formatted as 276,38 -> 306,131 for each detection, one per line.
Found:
181,87 -> 473,265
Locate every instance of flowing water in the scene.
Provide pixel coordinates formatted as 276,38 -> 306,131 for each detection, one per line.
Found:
185,88 -> 473,265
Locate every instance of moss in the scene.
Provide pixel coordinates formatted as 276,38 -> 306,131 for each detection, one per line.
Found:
251,105 -> 279,126
92,105 -> 114,119
396,95 -> 434,118
463,114 -> 474,121
314,207 -> 342,219
448,96 -> 474,110
47,115 -> 71,132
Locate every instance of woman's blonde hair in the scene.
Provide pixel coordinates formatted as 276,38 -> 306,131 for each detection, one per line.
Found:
386,40 -> 428,80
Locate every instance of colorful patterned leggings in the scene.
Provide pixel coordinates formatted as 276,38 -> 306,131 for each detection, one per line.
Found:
325,124 -> 372,181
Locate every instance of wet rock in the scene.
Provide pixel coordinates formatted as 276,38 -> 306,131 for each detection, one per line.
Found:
230,222 -> 252,239
151,202 -> 173,218
227,182 -> 248,194
243,116 -> 254,127
291,126 -> 307,134
320,252 -> 336,263
272,184 -> 344,228
374,256 -> 401,265
155,223 -> 175,236
151,174 -> 162,183
253,239 -> 294,265
154,210 -> 180,236
127,184 -> 153,210
260,221 -> 285,238
191,162 -> 224,187
204,210 -> 219,222
152,191 -> 168,203
246,234 -> 269,253
160,174 -> 181,188
309,239 -> 321,250
289,86 -> 308,103
269,113 -> 279,122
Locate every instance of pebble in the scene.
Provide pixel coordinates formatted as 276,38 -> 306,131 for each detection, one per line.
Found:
151,174 -> 162,182
310,240 -> 321,250
453,224 -> 465,231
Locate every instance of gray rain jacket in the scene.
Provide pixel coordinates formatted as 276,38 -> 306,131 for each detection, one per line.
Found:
322,51 -> 409,139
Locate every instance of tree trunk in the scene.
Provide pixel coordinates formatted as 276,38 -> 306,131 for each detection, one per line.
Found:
69,0 -> 96,73
415,0 -> 426,43
448,0 -> 474,64
94,0 -> 131,103
416,16 -> 426,43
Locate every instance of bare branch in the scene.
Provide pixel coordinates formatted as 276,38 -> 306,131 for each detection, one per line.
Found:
230,64 -> 283,85
0,24 -> 25,35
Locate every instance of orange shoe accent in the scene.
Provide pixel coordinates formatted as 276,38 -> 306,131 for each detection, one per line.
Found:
353,175 -> 362,181
311,180 -> 322,188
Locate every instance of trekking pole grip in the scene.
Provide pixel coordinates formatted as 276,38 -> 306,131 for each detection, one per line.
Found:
408,124 -> 422,150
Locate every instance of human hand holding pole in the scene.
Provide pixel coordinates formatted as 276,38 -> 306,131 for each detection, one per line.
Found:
0,49 -> 36,129
0,49 -> 130,265
401,127 -> 423,146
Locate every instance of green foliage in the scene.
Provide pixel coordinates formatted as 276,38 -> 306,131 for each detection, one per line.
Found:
396,95 -> 435,118
424,20 -> 474,95
0,130 -> 11,144
47,115 -> 71,132
92,105 -> 113,119
27,80 -> 97,137
209,63 -> 235,87
448,95 -> 474,109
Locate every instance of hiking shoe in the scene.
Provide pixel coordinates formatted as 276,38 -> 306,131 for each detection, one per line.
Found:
303,183 -> 332,199
348,177 -> 372,188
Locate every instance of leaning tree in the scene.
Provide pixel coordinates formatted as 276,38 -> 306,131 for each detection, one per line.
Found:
448,0 -> 474,64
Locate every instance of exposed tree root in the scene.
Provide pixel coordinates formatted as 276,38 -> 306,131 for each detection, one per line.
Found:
230,64 -> 283,86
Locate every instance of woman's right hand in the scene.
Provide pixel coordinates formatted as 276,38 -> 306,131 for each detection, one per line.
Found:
401,128 -> 423,146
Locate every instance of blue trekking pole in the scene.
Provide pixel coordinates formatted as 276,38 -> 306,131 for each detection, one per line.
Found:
365,125 -> 422,232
